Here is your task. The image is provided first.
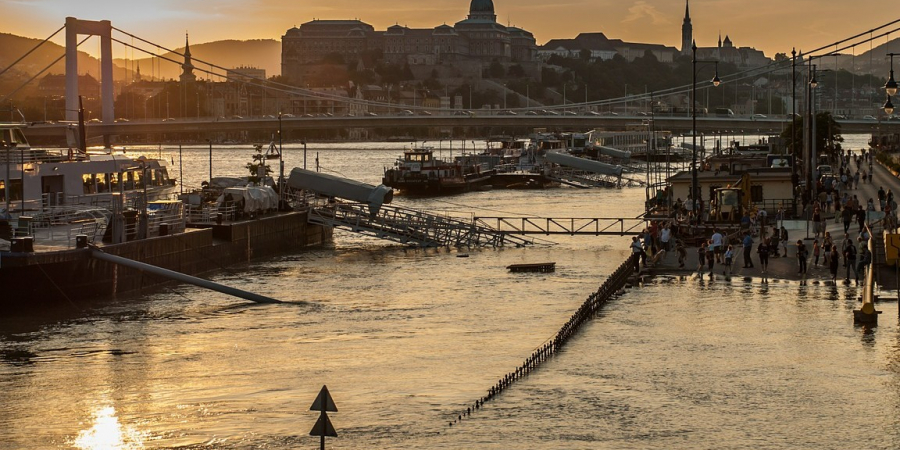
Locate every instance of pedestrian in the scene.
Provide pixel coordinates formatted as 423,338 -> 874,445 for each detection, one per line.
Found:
711,228 -> 724,262
828,244 -> 840,283
844,241 -> 857,283
857,246 -> 872,282
660,223 -> 672,252
724,244 -> 734,276
706,239 -> 716,274
842,206 -> 853,233
823,232 -> 833,266
856,206 -> 866,233
630,236 -> 643,272
757,238 -> 770,274
697,244 -> 707,279
742,231 -> 754,268
676,240 -> 687,268
779,226 -> 789,257
796,239 -> 808,275
813,239 -> 821,267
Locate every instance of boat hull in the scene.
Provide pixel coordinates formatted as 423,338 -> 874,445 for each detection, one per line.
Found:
0,211 -> 331,311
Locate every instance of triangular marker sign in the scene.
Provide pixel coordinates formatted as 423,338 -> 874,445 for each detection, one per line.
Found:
309,413 -> 338,437
309,385 -> 338,412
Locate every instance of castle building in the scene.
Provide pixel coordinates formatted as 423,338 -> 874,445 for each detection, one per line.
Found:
280,0 -> 539,84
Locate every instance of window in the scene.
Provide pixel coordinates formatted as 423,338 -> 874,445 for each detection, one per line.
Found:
750,185 -> 764,203
0,179 -> 23,203
82,174 -> 96,194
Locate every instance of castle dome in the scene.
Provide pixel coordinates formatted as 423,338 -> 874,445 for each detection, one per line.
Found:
469,0 -> 495,14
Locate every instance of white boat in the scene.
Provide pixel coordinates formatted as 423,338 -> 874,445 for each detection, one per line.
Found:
1,122 -> 177,217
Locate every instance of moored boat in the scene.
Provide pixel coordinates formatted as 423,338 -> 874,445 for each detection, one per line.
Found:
382,146 -> 495,195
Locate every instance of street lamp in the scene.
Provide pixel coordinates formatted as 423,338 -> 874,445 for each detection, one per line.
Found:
278,112 -> 284,201
884,53 -> 898,115
691,42 -> 721,223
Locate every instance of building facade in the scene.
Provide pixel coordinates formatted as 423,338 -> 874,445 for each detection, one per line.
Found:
280,0 -> 539,84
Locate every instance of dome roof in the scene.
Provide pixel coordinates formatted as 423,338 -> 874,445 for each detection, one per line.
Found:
470,0 -> 495,14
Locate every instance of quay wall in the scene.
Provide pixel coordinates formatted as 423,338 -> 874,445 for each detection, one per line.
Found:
0,211 -> 332,311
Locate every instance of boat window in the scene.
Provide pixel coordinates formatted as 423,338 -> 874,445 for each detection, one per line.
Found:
134,170 -> 144,189
82,174 -> 96,194
0,179 -> 23,203
157,168 -> 170,185
124,171 -> 135,191
93,173 -> 106,193
109,173 -> 119,191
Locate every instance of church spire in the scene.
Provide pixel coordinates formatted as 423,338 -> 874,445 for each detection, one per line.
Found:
681,0 -> 693,55
180,32 -> 196,83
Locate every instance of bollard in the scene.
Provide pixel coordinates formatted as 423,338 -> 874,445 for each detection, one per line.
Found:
75,234 -> 88,249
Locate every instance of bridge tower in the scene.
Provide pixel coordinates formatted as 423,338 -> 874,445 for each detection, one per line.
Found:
65,17 -> 115,123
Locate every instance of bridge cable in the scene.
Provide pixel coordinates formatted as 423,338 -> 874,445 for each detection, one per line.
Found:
0,24 -> 65,78
0,35 -> 91,105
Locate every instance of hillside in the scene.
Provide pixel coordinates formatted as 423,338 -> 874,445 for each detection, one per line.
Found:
0,32 -> 281,84
113,39 -> 281,81
0,32 -> 128,79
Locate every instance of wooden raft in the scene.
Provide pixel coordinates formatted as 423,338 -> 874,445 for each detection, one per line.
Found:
507,262 -> 556,273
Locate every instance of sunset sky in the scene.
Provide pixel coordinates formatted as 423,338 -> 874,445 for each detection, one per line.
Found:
2,0 -> 896,59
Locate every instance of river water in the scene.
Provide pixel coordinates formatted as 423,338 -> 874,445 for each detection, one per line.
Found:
2,136 -> 900,449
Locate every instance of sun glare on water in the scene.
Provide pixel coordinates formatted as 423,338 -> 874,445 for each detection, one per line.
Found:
72,406 -> 145,450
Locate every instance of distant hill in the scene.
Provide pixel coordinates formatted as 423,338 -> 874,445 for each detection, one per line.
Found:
0,32 -> 281,84
113,39 -> 281,81
0,32 -> 127,79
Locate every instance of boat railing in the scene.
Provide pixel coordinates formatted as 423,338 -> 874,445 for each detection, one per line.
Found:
0,148 -> 68,163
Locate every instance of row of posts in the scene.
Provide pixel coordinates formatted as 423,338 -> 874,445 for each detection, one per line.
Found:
449,253 -> 640,427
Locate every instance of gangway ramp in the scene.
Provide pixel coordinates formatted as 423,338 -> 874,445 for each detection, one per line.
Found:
474,216 -> 646,236
550,167 -> 645,188
310,201 -> 533,248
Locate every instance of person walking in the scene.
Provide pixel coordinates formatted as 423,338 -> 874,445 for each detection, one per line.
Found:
842,205 -> 854,234
796,240 -> 808,275
779,226 -> 789,257
697,244 -> 707,279
660,223 -> 672,252
757,239 -> 770,274
724,245 -> 734,276
828,244 -> 840,283
706,239 -> 716,274
823,232 -> 833,266
813,239 -> 821,267
630,236 -> 644,272
711,228 -> 724,263
676,240 -> 687,268
844,241 -> 857,283
742,231 -> 754,268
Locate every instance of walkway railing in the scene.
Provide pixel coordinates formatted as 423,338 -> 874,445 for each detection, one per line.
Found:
310,200 -> 533,248
448,253 -> 639,426
473,216 -> 646,236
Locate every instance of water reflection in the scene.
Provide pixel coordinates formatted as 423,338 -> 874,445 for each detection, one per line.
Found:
72,406 -> 145,450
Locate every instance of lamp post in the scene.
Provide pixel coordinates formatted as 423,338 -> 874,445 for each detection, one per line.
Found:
278,111 -> 284,201
884,53 -> 898,116
207,139 -> 213,183
691,43 -> 721,224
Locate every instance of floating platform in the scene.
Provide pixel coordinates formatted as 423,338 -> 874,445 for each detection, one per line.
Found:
507,262 -> 556,273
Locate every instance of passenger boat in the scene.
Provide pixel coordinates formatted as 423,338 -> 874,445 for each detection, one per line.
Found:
382,146 -> 495,195
586,129 -> 681,161
0,122 -> 177,217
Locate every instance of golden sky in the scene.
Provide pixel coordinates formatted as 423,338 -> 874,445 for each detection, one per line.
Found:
2,0 -> 895,59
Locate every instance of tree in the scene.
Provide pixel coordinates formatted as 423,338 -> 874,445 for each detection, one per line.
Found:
780,111 -> 842,158
245,144 -> 272,184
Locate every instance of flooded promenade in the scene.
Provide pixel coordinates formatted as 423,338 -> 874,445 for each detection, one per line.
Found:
0,140 -> 899,449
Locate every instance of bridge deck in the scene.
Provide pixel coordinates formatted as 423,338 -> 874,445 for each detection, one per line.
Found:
474,217 -> 646,235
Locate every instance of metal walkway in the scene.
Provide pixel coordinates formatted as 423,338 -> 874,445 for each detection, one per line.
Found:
309,201 -> 533,248
473,216 -> 646,236
550,167 -> 645,188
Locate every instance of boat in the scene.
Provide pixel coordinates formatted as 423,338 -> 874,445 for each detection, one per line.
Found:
1,122 -> 177,216
382,146 -> 495,195
586,128 -> 681,162
0,122 -> 331,310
